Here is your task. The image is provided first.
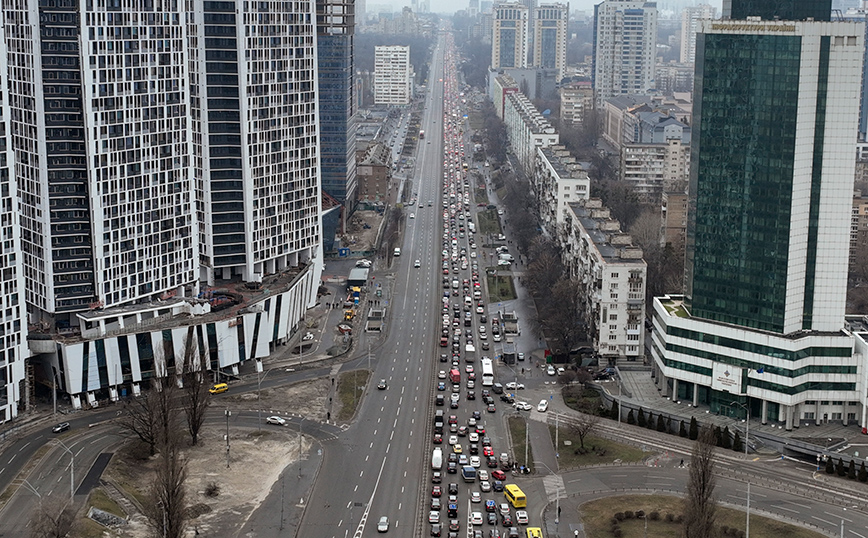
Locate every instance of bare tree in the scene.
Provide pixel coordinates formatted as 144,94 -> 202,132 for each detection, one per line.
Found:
118,382 -> 160,455
30,498 -> 75,538
683,426 -> 718,538
180,327 -> 210,446
535,278 -> 588,360
570,409 -> 601,449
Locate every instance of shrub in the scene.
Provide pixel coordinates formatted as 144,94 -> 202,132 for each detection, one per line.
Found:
637,409 -> 646,427
205,482 -> 221,497
679,420 -> 687,438
848,459 -> 856,480
614,512 -> 625,521
648,511 -> 660,521
675,514 -> 684,523
721,426 -> 732,449
689,417 -> 698,440
721,525 -> 730,535
646,412 -> 656,430
665,513 -> 675,522
859,461 -> 867,482
610,518 -> 619,526
732,431 -> 743,453
627,410 -> 635,425
635,510 -> 645,518
837,457 -> 847,477
624,510 -> 634,519
736,531 -> 746,538
612,529 -> 623,538
656,414 -> 666,432
826,457 -> 835,474
610,400 -> 619,421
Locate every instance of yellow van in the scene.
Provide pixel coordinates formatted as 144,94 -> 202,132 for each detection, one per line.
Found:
526,528 -> 543,538
209,383 -> 228,395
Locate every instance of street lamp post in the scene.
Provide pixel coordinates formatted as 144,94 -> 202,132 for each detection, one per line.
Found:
224,409 -> 231,468
54,439 -> 75,501
256,363 -> 279,432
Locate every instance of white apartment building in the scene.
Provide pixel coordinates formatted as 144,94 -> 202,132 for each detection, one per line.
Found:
534,145 -> 590,235
190,0 -> 323,284
680,4 -> 715,64
492,2 -> 529,69
4,0 -> 199,321
592,0 -> 658,107
561,200 -> 646,361
533,3 -> 568,81
0,31 -> 28,423
559,81 -> 594,126
621,138 -> 690,202
502,90 -> 559,175
374,45 -> 413,105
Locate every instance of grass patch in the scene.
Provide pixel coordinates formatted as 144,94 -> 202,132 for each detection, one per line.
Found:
552,428 -> 647,468
88,488 -> 127,518
477,209 -> 501,235
475,186 -> 488,204
74,518 -> 113,538
562,385 -> 602,412
663,302 -> 689,318
105,445 -> 151,509
486,274 -> 516,302
507,416 -> 534,472
580,494 -> 826,538
336,369 -> 371,422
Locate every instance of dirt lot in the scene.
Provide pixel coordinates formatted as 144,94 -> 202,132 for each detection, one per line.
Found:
103,377 -> 334,537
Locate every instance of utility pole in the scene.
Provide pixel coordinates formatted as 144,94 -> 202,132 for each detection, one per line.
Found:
225,409 -> 231,468
298,418 -> 303,478
55,439 -> 75,501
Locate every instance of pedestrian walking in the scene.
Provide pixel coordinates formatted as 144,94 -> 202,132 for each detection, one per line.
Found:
680,459 -> 684,467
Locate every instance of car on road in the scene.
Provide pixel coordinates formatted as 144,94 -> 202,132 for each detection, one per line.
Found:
266,416 -> 286,426
433,433 -> 443,444
51,422 -> 70,433
513,401 -> 533,411
429,511 -> 441,524
478,470 -> 489,481
453,444 -> 462,454
377,379 -> 387,390
415,260 -> 421,268
469,432 -> 479,442
480,480 -> 491,492
377,516 -> 390,532
431,498 -> 441,510
410,213 -> 416,219
505,382 -> 524,390
487,403 -> 496,413
501,513 -> 512,526
431,523 -> 441,536
471,491 -> 481,503
432,485 -> 442,497
470,512 -> 484,525
491,470 -> 506,481
537,400 -> 549,412
546,365 -> 556,376
515,511 -> 528,525
448,435 -> 458,445
488,515 -> 498,528
470,455 -> 481,467
449,519 -> 460,532
498,503 -> 510,516
493,480 -> 504,492
485,500 -> 497,512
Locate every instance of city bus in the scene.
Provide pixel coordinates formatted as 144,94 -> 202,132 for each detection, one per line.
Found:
526,528 -> 543,538
480,357 -> 494,386
504,484 -> 526,508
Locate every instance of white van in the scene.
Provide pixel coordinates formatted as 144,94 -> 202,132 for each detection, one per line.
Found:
393,248 -> 401,257
432,447 -> 443,469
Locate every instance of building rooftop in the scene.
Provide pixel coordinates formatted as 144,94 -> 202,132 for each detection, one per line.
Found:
568,201 -> 644,264
539,145 -> 590,179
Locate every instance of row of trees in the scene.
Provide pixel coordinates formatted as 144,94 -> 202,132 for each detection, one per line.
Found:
118,327 -> 210,538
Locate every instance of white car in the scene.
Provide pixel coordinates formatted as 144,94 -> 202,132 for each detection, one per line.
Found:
514,401 -> 533,411
266,416 -> 286,426
546,365 -> 556,376
415,260 -> 421,268
410,213 -> 416,219
470,455 -> 481,467
493,334 -> 501,342
429,511 -> 440,524
377,516 -> 390,532
478,470 -> 489,481
471,491 -> 481,503
479,480 -> 491,492
515,511 -> 528,525
476,305 -> 484,314
470,512 -> 484,525
469,432 -> 479,442
449,435 -> 459,445
505,382 -> 524,390
557,367 -> 565,375
537,400 -> 549,412
439,370 -> 447,379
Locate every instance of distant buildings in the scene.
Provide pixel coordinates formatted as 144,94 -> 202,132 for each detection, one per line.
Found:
374,46 -> 413,105
651,9 -> 867,429
533,3 -> 569,81
356,142 -> 394,203
559,81 -> 595,126
592,0 -> 658,107
492,2 -> 530,70
561,200 -> 647,361
534,145 -> 591,234
680,4 -> 716,64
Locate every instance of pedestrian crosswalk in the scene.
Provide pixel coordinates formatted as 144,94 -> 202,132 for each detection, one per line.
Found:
542,473 -> 565,502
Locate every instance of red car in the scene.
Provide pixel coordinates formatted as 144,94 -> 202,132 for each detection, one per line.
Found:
483,446 -> 494,456
432,485 -> 442,497
433,434 -> 443,444
491,470 -> 506,481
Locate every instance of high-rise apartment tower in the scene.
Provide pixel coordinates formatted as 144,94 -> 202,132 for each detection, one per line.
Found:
492,2 -> 530,70
533,3 -> 568,81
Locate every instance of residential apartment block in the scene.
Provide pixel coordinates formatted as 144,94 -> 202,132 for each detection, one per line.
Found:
560,200 -> 646,361
492,2 -> 529,70
592,0 -> 658,107
534,145 -> 591,234
679,4 -> 715,64
502,88 -> 559,175
559,81 -> 594,126
374,45 -> 413,105
651,13 -> 867,430
533,3 -> 568,81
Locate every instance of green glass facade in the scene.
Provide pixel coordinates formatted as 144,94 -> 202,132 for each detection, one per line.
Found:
686,33 -> 804,333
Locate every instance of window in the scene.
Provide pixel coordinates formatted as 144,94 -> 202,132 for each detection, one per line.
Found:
609,334 -> 617,340
611,273 -> 619,278
609,314 -> 617,320
804,412 -> 815,419
831,413 -> 842,420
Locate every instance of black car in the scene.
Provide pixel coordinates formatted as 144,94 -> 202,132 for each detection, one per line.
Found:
436,395 -> 445,406
431,524 -> 442,536
469,443 -> 479,455
51,422 -> 70,434
447,462 -> 458,474
467,391 -> 476,400
448,483 -> 459,494
499,395 -> 514,404
487,513 -> 497,525
493,480 -> 504,492
432,471 -> 442,483
501,514 -> 512,526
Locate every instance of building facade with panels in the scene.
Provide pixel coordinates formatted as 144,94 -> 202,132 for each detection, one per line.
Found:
592,0 -> 658,107
373,45 -> 412,105
559,81 -> 594,126
533,3 -> 568,81
4,0 -> 199,322
492,2 -> 529,70
0,31 -> 28,423
317,0 -> 358,205
651,16 -> 868,429
189,0 -> 323,284
560,200 -> 646,361
679,4 -> 715,64
534,145 -> 590,235
502,90 -> 558,176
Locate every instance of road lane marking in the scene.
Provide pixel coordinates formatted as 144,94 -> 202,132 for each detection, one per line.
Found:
812,516 -> 834,526
773,505 -> 799,513
825,511 -> 852,523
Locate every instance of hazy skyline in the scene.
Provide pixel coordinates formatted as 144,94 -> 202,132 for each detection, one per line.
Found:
370,0 -> 725,16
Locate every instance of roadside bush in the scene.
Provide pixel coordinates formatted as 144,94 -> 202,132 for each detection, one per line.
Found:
612,529 -> 622,537
848,460 -> 856,480
648,511 -> 660,521
205,482 -> 221,497
624,510 -> 634,519
637,409 -> 646,427
736,531 -> 746,538
679,420 -> 687,438
675,514 -> 684,523
859,461 -> 867,482
635,510 -> 645,518
614,512 -> 625,521
627,410 -> 635,425
721,525 -> 730,535
665,513 -> 674,522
